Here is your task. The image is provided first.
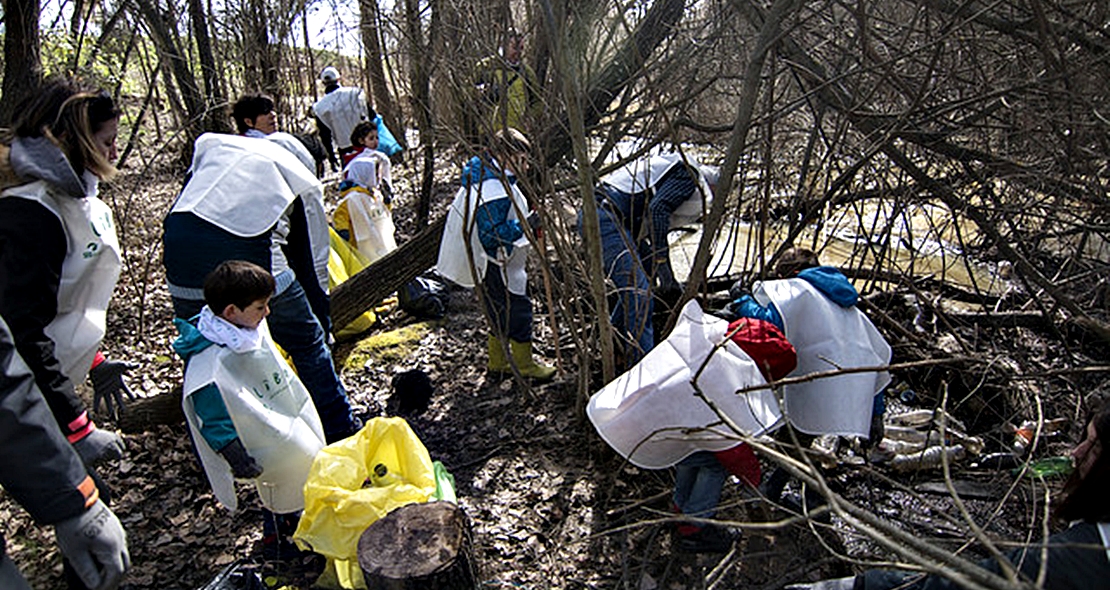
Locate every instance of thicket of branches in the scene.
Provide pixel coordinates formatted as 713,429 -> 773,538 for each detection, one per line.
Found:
2,0 -> 1109,586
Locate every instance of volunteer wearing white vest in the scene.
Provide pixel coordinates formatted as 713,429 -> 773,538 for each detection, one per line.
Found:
335,121 -> 396,263
731,247 -> 891,439
0,82 -> 129,468
588,300 -> 791,553
231,93 -> 332,331
174,261 -> 324,561
0,80 -> 130,590
313,66 -> 372,170
790,404 -> 1110,590
162,132 -> 359,443
588,152 -> 717,368
436,129 -> 555,381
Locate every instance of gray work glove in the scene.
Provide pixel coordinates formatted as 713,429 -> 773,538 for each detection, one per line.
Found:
54,499 -> 130,590
654,259 -> 682,298
73,428 -> 125,467
218,438 -> 263,479
90,359 -> 138,422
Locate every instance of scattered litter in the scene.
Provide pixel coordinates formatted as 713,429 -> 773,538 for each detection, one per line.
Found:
889,444 -> 966,472
1008,418 -> 1067,457
1016,456 -> 1073,479
876,410 -> 983,471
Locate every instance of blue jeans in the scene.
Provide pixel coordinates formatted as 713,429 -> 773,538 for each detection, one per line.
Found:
674,451 -> 726,520
481,264 -> 533,342
172,280 -> 357,442
597,204 -> 654,365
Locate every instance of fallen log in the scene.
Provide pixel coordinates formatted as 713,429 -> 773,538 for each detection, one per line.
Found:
118,385 -> 183,434
331,217 -> 446,330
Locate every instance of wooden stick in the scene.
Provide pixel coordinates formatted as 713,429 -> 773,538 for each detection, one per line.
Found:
537,231 -> 564,373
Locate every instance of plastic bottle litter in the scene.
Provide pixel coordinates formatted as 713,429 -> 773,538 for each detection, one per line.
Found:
1017,456 -> 1074,479
1011,420 -> 1036,456
369,463 -> 403,487
889,444 -> 966,472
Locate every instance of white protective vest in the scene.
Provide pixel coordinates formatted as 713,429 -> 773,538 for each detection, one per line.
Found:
1,176 -> 121,386
266,132 -> 330,294
436,177 -> 530,295
600,152 -> 714,228
173,134 -> 330,294
341,187 -> 396,263
587,300 -> 782,468
313,87 -> 369,149
182,322 -> 326,513
755,278 -> 891,437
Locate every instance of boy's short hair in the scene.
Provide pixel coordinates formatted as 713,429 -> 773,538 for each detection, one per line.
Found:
349,121 -> 377,147
204,260 -> 276,313
775,247 -> 820,278
231,93 -> 275,134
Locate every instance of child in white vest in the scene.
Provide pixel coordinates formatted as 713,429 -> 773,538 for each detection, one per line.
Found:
333,121 -> 396,263
173,260 -> 326,560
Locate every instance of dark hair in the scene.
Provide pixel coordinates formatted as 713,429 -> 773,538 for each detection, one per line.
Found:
349,121 -> 377,147
11,78 -> 121,179
775,247 -> 820,278
203,260 -> 276,314
1055,405 -> 1110,522
231,93 -> 275,134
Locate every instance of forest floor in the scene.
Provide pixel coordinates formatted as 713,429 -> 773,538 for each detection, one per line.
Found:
2,141 -> 1100,590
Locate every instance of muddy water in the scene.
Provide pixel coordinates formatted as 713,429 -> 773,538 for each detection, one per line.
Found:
669,202 -> 1008,297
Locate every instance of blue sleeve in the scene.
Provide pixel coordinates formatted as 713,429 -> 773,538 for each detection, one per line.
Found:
648,166 -> 698,260
475,198 -> 524,258
734,295 -> 785,331
190,384 -> 239,452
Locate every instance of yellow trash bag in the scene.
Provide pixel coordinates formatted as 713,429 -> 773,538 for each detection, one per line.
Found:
293,417 -> 439,589
329,227 -> 377,338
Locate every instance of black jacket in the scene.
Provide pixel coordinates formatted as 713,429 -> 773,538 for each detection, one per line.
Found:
0,314 -> 94,530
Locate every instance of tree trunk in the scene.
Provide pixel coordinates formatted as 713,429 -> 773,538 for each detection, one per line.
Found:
118,385 -> 184,433
133,0 -> 207,145
358,502 -> 478,590
0,0 -> 43,126
403,0 -> 438,226
359,0 -> 404,146
188,0 -> 231,133
331,217 -> 446,330
539,0 -> 686,166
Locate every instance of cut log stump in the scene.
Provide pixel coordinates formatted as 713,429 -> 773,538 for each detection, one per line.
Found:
358,501 -> 477,590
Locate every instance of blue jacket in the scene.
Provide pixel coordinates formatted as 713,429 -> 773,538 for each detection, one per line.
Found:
733,266 -> 859,330
172,318 -> 238,451
462,156 -> 525,258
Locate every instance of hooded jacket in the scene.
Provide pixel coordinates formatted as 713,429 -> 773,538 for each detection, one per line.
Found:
0,136 -> 121,439
745,266 -> 891,437
436,156 -> 531,294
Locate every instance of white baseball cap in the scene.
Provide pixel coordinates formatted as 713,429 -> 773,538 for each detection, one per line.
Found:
320,67 -> 340,83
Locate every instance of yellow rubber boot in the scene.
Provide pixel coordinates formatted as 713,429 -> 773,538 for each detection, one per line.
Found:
509,340 -> 556,382
488,334 -> 510,373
